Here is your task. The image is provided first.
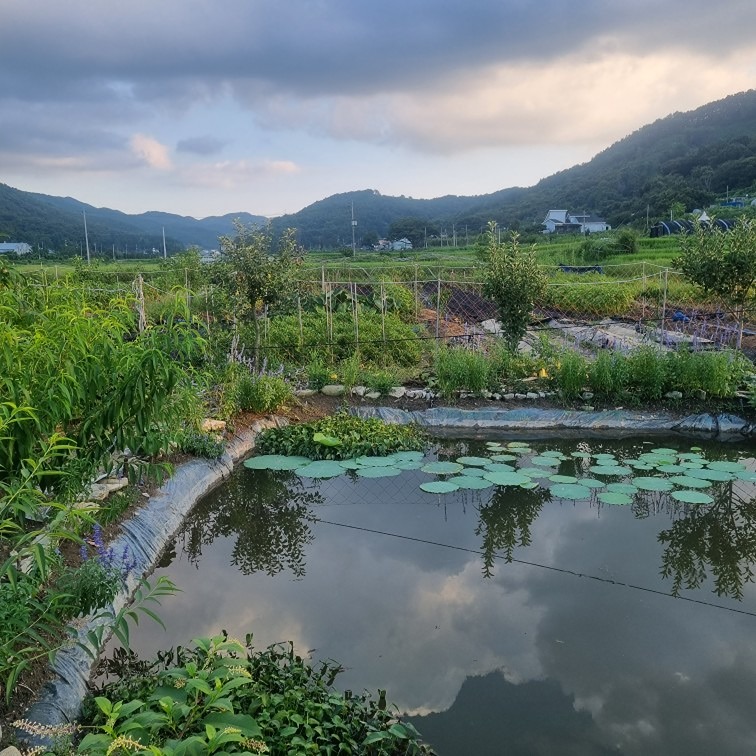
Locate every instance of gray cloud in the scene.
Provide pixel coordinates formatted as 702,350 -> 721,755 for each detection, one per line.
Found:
176,136 -> 228,156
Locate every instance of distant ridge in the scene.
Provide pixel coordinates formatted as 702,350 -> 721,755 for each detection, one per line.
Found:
2,90 -> 755,251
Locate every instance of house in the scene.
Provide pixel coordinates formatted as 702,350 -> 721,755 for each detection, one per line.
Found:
542,210 -> 610,235
0,242 -> 32,255
391,237 -> 413,251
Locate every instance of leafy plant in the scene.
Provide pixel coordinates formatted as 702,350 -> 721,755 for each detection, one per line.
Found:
555,350 -> 588,400
236,374 -> 292,414
175,431 -> 226,460
434,346 -> 489,398
76,634 -> 434,755
256,413 -> 426,460
481,222 -> 547,352
627,346 -> 667,401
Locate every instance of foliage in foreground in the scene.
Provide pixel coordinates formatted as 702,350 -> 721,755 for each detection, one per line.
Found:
72,634 -> 434,755
256,414 -> 427,461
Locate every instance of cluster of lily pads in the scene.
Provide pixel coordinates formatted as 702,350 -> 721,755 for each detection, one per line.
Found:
244,441 -> 756,507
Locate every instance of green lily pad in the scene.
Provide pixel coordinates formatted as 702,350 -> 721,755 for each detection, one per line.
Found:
604,482 -> 637,495
394,459 -> 424,471
313,432 -> 341,447
420,480 -> 460,494
579,478 -> 607,489
355,455 -> 399,467
356,466 -> 401,478
459,466 -> 488,478
550,483 -> 592,500
518,466 -> 553,478
457,456 -> 491,467
628,461 -> 656,471
651,447 -> 679,455
598,491 -> 633,506
448,475 -> 494,490
507,441 -> 531,448
549,474 -> 578,484
707,460 -> 747,473
490,453 -> 518,462
520,481 -> 540,490
633,476 -> 674,492
668,475 -> 711,489
670,490 -> 714,505
540,450 -> 566,459
736,470 -> 756,482
421,461 -> 464,475
338,458 -> 364,470
530,456 -> 561,467
677,461 -> 705,470
589,465 -> 632,476
678,453 -> 706,461
484,462 -> 516,473
244,455 -> 312,471
483,470 -> 532,486
684,468 -> 735,482
295,460 -> 346,479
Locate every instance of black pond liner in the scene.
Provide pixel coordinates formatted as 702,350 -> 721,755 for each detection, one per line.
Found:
17,407 -> 754,743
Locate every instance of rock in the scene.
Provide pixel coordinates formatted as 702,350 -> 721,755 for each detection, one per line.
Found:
294,388 -> 317,398
87,483 -> 110,501
365,391 -> 382,400
493,393 -> 501,401
351,385 -> 367,397
515,393 -> 527,400
526,392 -> 539,400
201,418 -> 226,433
1,746 -> 22,756
693,389 -> 707,400
504,393 -> 515,400
388,386 -> 406,399
581,392 -> 594,401
481,390 -> 493,399
665,391 -> 683,400
102,477 -> 129,494
321,384 -> 345,397
581,405 -> 595,411
538,392 -> 547,399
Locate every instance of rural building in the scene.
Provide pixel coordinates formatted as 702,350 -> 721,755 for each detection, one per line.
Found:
650,218 -> 736,237
391,237 -> 413,251
542,210 -> 610,235
0,242 -> 32,255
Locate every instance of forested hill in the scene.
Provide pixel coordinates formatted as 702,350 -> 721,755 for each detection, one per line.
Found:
272,89 -> 756,247
0,183 -> 266,252
2,90 -> 756,252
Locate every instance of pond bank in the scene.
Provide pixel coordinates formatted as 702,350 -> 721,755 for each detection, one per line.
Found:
16,400 -> 754,740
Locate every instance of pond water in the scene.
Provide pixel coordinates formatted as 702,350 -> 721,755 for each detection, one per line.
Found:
122,436 -> 756,755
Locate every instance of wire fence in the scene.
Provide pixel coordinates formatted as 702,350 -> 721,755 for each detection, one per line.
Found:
29,265 -> 756,361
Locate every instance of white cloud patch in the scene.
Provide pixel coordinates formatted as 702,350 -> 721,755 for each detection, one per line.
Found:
130,133 -> 172,169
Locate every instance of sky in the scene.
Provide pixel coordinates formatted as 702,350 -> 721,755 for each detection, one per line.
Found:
2,1 -> 756,220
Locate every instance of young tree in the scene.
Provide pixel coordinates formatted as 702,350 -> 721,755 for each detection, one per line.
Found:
480,221 -> 547,352
219,223 -> 303,360
674,218 -> 756,348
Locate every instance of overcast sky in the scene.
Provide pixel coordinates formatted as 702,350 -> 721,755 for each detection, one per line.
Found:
2,1 -> 755,219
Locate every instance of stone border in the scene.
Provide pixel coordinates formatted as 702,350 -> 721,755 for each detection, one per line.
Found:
17,417 -> 286,743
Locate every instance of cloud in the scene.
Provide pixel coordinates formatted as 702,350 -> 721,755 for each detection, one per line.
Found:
129,134 -> 172,169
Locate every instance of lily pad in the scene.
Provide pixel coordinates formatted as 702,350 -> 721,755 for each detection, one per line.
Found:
579,478 -> 607,489
589,465 -> 632,477
394,459 -> 424,471
420,480 -> 460,494
707,460 -> 747,473
518,466 -> 553,478
507,441 -> 531,448
605,482 -> 638,495
684,468 -> 735,482
356,466 -> 401,478
651,447 -> 679,455
490,454 -> 518,462
457,456 -> 491,467
736,470 -> 756,482
598,491 -> 633,506
633,476 -> 674,492
520,481 -> 540,490
244,455 -> 311,471
295,460 -> 345,479
670,490 -> 714,505
530,456 -> 561,467
550,483 -> 592,500
338,458 -> 364,470
448,475 -> 494,490
628,461 -> 655,471
549,474 -> 578,484
459,466 -> 488,478
540,450 -> 566,459
421,461 -> 464,475
355,455 -> 399,467
668,475 -> 711,489
484,462 -> 516,473
483,470 -> 532,486
655,464 -> 689,474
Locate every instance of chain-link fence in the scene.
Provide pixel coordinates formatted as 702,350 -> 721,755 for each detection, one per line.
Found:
26,264 -> 756,361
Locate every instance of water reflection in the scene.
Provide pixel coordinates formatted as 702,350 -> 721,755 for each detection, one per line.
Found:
131,438 -> 756,756
176,469 -> 320,578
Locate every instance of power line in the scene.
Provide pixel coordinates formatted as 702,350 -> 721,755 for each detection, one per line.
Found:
315,518 -> 756,620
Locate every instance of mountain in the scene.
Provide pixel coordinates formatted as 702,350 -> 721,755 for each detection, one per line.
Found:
2,90 -> 756,252
0,183 -> 266,253
271,89 -> 756,247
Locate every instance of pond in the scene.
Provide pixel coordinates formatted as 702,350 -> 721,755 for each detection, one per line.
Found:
120,436 -> 756,755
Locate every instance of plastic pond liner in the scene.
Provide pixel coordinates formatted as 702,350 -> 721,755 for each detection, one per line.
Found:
19,406 -> 756,753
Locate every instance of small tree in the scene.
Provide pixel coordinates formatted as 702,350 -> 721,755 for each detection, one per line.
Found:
219,223 -> 303,360
674,219 -> 756,348
481,221 -> 547,352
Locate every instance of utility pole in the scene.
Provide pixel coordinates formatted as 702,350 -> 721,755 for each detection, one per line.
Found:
83,210 -> 90,264
162,227 -> 167,259
350,202 -> 357,255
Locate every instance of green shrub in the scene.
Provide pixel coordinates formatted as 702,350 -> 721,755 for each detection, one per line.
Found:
77,635 -> 433,756
175,431 -> 226,459
256,413 -> 426,460
364,367 -> 400,394
588,350 -> 628,400
627,346 -> 667,400
555,350 -> 588,400
434,347 -> 489,397
487,343 -> 540,389
236,374 -> 292,413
